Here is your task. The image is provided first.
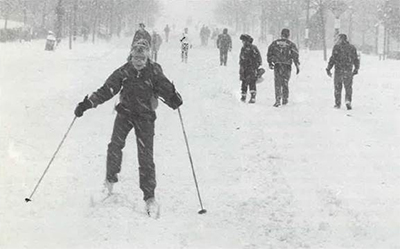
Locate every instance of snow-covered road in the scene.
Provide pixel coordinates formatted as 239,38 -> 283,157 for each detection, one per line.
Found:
1,36 -> 399,249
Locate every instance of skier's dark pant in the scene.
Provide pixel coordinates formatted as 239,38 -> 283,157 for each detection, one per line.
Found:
274,64 -> 292,103
106,113 -> 156,201
334,70 -> 353,106
219,49 -> 228,66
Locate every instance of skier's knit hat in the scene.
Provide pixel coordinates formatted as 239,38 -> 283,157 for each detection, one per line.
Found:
128,39 -> 150,61
131,39 -> 150,54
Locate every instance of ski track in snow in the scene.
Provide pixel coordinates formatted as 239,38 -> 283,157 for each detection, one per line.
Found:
1,36 -> 400,249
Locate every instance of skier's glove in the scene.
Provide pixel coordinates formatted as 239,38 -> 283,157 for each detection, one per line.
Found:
74,95 -> 92,117
352,69 -> 358,76
167,92 -> 183,110
296,65 -> 300,75
326,68 -> 332,77
269,63 -> 275,70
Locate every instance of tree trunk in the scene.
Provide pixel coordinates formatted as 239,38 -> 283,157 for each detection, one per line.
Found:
319,5 -> 327,61
92,0 -> 98,44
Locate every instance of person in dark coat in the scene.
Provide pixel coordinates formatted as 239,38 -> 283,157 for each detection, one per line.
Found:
326,34 -> 360,110
217,28 -> 232,66
239,34 -> 262,103
267,28 -> 300,107
74,39 -> 183,217
131,23 -> 152,50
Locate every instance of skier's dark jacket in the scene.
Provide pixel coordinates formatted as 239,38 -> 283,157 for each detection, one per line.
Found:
88,60 -> 180,120
131,30 -> 152,50
267,38 -> 299,66
327,41 -> 360,72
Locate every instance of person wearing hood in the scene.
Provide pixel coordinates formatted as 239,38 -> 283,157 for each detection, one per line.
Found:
267,28 -> 300,107
74,39 -> 183,218
326,34 -> 360,110
239,34 -> 262,103
217,28 -> 232,66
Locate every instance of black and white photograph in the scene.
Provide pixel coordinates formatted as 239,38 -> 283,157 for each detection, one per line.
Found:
1,0 -> 399,248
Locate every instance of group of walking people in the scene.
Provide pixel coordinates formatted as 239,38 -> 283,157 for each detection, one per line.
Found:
239,28 -> 359,110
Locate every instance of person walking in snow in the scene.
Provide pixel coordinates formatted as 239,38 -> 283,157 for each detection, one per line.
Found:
151,30 -> 163,62
45,31 -> 56,51
267,28 -> 300,107
164,24 -> 170,43
239,34 -> 262,104
131,23 -> 152,50
217,28 -> 232,66
180,28 -> 191,63
326,34 -> 360,110
74,39 -> 183,217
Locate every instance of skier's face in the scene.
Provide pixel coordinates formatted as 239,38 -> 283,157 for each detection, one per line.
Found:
131,54 -> 148,70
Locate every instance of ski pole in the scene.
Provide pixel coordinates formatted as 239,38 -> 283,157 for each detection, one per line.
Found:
25,116 -> 77,203
177,108 -> 207,214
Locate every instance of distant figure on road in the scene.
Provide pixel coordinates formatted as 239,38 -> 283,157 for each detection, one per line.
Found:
164,24 -> 170,43
151,31 -> 163,62
217,28 -> 232,66
45,31 -> 56,51
180,28 -> 191,63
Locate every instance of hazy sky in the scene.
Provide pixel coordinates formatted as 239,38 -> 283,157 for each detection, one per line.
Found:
158,0 -> 218,28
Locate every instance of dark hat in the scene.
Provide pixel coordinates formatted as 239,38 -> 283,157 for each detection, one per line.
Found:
139,23 -> 145,28
240,34 -> 253,43
281,28 -> 290,38
338,34 -> 347,41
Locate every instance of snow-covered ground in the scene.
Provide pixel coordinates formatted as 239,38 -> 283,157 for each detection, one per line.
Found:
1,35 -> 399,249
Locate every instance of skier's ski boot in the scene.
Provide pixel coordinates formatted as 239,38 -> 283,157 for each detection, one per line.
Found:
248,92 -> 256,104
345,101 -> 352,110
282,99 -> 288,105
145,197 -> 160,219
240,93 -> 247,102
334,104 -> 341,109
273,101 -> 280,107
104,180 -> 114,195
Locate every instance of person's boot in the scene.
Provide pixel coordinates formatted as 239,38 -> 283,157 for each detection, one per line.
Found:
240,93 -> 247,102
345,101 -> 352,110
282,98 -> 288,105
273,100 -> 280,107
104,180 -> 114,195
249,92 -> 256,104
